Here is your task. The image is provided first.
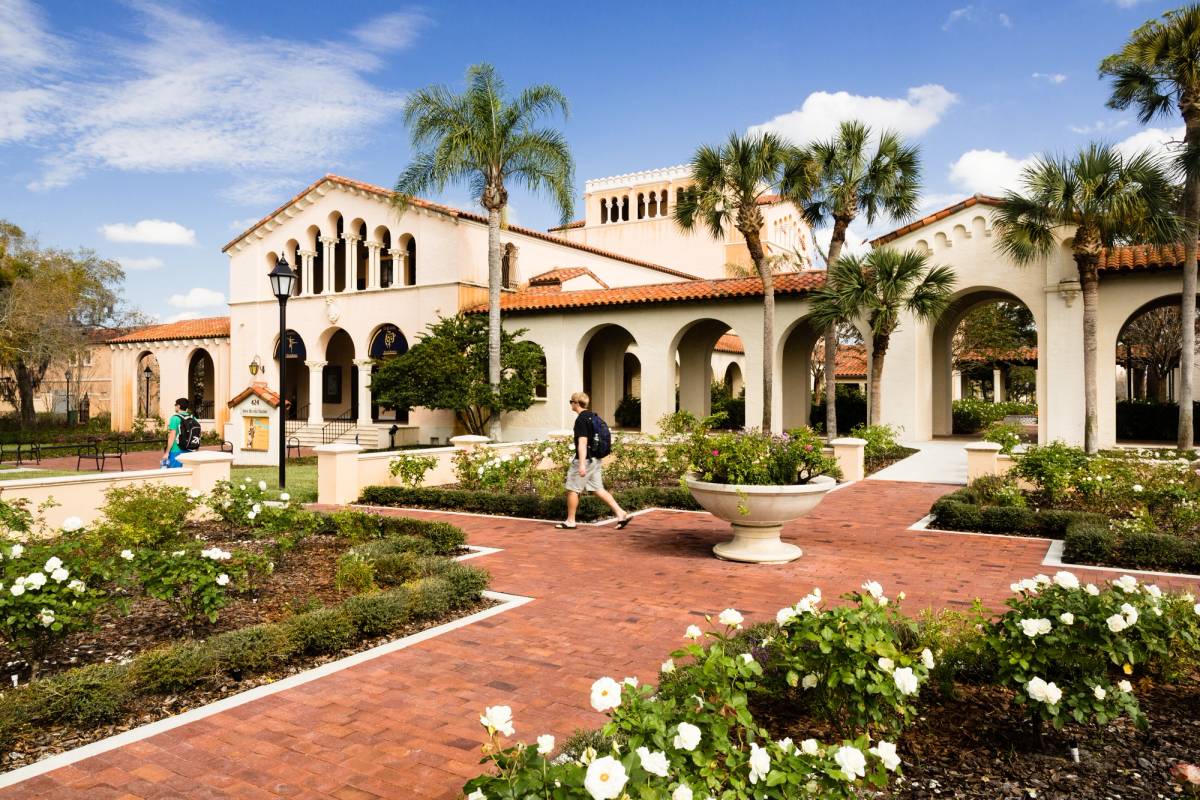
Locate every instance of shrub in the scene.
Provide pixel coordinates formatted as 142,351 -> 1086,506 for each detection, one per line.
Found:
129,642 -> 218,694
452,444 -> 540,493
387,452 -> 438,488
983,421 -> 1024,454
0,498 -> 33,538
97,484 -> 199,549
772,583 -> 932,737
810,389 -> 868,434
284,607 -> 356,655
613,394 -> 641,428
432,562 -> 489,607
343,590 -> 414,637
603,434 -> 675,490
324,509 -> 383,543
709,381 -> 745,429
208,478 -> 316,549
334,551 -> 376,592
20,662 -> 132,726
377,516 -> 466,554
131,545 -> 270,627
1013,441 -> 1089,504
358,485 -> 697,520
952,398 -> 1036,434
688,426 -> 838,485
209,624 -> 294,676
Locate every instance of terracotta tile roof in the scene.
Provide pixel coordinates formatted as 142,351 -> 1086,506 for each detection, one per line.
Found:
547,219 -> 585,231
870,195 -> 1003,247
470,270 -> 826,314
527,267 -> 610,290
108,316 -> 230,344
715,333 -> 744,353
835,344 -> 868,379
227,382 -> 280,409
954,345 -> 1038,365
222,174 -> 699,281
1097,242 -> 1200,274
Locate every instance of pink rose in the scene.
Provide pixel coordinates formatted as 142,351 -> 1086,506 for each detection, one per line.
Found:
1171,763 -> 1200,786
711,449 -> 719,456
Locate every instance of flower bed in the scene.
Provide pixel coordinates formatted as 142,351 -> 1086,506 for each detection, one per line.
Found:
0,487 -> 488,771
930,442 -> 1200,573
463,576 -> 1200,799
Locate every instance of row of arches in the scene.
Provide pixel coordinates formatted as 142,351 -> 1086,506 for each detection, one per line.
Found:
599,189 -> 676,224
134,348 -> 215,420
269,212 -> 418,298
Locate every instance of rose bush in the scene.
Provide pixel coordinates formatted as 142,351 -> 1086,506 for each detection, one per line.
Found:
387,452 -> 439,488
124,544 -> 270,627
687,427 -> 838,486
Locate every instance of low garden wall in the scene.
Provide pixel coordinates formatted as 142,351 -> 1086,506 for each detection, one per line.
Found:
0,452 -> 233,530
964,442 -> 1017,482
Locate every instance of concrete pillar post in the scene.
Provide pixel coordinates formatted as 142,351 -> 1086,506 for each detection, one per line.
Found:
965,441 -> 1002,482
355,359 -> 373,426
951,369 -> 962,401
319,237 -> 336,295
315,443 -> 362,505
298,249 -> 316,296
365,241 -> 382,289
677,338 -> 712,419
637,341 -> 675,435
343,234 -> 361,293
177,451 -> 234,495
305,360 -> 326,424
387,248 -> 404,287
830,437 -> 866,482
993,368 -> 1004,403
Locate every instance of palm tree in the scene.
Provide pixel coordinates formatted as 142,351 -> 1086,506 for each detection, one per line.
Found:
395,63 -> 575,441
809,248 -> 955,426
674,132 -> 794,430
1102,5 -> 1200,450
993,144 -> 1180,453
781,121 -> 921,437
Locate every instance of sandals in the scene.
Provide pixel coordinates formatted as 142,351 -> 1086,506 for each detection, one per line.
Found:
615,516 -> 632,530
554,522 -> 577,530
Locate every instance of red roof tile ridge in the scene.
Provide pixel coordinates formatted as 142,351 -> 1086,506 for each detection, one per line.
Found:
109,316 -> 231,344
869,194 -> 1003,247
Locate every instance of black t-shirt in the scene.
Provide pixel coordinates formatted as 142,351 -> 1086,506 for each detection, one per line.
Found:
573,411 -> 593,456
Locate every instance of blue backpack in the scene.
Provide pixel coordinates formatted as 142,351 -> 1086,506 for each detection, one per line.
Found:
587,412 -> 612,458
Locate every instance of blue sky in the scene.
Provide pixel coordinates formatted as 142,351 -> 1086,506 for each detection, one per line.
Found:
0,0 -> 1188,321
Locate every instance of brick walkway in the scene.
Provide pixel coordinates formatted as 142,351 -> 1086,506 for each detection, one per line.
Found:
6,480 -> 1199,799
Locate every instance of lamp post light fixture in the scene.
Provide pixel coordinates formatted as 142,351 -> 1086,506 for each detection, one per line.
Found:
65,369 -> 72,425
142,365 -> 152,417
269,255 -> 297,489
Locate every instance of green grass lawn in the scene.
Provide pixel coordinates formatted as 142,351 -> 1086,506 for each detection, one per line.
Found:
231,457 -> 318,503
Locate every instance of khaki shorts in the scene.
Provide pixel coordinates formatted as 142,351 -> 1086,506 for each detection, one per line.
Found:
565,457 -> 604,493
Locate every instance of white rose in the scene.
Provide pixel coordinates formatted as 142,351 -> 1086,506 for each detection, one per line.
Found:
671,785 -> 693,800
215,573 -> 230,587
1118,679 -> 1133,693
1144,584 -> 1162,598
1059,612 -> 1074,625
748,742 -> 770,784
1034,574 -> 1051,586
1019,618 -> 1051,638
1086,583 -> 1100,596
776,737 -> 795,754
661,659 -> 675,674
801,673 -> 818,689
1121,603 -> 1139,625
922,648 -> 936,670
800,738 -> 819,756
584,756 -> 627,800
120,549 -> 134,561
684,625 -> 703,640
537,734 -> 555,755
45,556 -> 66,574
479,705 -> 515,736
467,791 -> 486,800
252,504 -> 262,514
188,488 -> 203,499
24,572 -> 45,589
1194,602 -> 1200,616
739,653 -> 754,664
61,517 -> 83,532
50,567 -> 69,583
1113,575 -> 1139,593
1052,571 -> 1079,590
9,583 -> 24,597
1093,685 -> 1107,700
247,510 -> 257,520
1132,484 -> 1144,493
834,745 -> 867,780
1027,676 -> 1061,705
870,740 -> 901,772
68,579 -> 86,592
258,480 -> 267,491
636,746 -> 670,777
776,606 -> 797,625
623,676 -> 639,687
877,657 -> 894,672
9,544 -> 23,558
36,608 -> 54,627
673,722 -> 701,751
279,492 -> 290,502
718,608 -> 744,627
892,667 -> 919,696
590,677 -> 622,712
1106,614 -> 1128,633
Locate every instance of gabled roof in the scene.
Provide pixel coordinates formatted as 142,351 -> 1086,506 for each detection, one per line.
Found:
836,344 -> 868,379
228,383 -> 280,409
870,195 -> 1003,247
470,270 -> 826,314
222,174 -> 699,281
527,267 -> 610,290
108,316 -> 231,344
547,219 -> 585,232
715,333 -> 743,354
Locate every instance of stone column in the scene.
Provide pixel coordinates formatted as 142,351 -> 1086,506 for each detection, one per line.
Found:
951,369 -> 962,401
355,359 -> 374,426
365,241 -> 382,289
343,233 -> 362,293
305,360 -> 326,424
298,249 -> 316,296
993,368 -> 1004,403
386,248 -> 403,287
319,237 -> 337,295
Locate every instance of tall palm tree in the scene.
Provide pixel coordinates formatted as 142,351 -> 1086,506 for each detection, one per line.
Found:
993,144 -> 1180,453
395,63 -> 575,441
809,248 -> 955,426
1102,5 -> 1200,450
674,132 -> 794,429
782,121 -> 921,437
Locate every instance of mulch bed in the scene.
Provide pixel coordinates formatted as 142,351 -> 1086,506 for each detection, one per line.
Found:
759,678 -> 1200,799
867,447 -> 920,476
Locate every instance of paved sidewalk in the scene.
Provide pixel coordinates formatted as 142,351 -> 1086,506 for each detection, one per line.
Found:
5,481 -> 1197,799
869,439 -> 970,485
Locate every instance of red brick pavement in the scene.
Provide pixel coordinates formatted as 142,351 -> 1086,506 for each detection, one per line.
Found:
5,480 -> 1199,799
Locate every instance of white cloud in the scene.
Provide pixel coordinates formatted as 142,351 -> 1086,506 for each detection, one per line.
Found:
750,85 -> 957,146
220,177 -> 305,207
118,256 -> 163,271
168,288 -> 226,309
100,219 -> 197,246
1069,118 -> 1132,135
1114,125 -> 1185,161
0,0 -> 67,77
948,149 -> 1038,195
1032,72 -> 1067,84
9,5 -> 409,191
918,192 -> 967,213
352,10 -> 429,50
1109,0 -> 1149,7
943,5 -> 1013,30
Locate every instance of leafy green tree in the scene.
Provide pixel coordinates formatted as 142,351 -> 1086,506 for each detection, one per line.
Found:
369,315 -> 545,436
674,132 -> 794,429
810,248 -> 955,425
953,301 -> 1037,368
993,144 -> 1179,452
782,121 -> 922,437
1102,5 -> 1200,450
394,63 -> 574,442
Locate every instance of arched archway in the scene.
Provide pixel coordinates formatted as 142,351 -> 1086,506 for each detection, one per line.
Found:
331,213 -> 347,292
579,324 -> 639,429
273,330 -> 309,421
724,362 -> 743,395
777,317 -> 823,431
931,288 -> 1042,437
368,324 -> 409,423
135,351 -> 160,419
351,219 -> 368,290
321,328 -> 356,420
671,318 -> 740,420
501,243 -> 519,288
375,226 -> 393,289
307,225 -> 324,294
1113,294 -> 1198,443
187,349 -> 215,420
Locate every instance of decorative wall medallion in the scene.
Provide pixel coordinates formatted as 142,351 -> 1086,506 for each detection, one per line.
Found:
325,297 -> 341,323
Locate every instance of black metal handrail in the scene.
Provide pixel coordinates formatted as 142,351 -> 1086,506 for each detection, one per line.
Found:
286,403 -> 309,436
321,408 -> 355,444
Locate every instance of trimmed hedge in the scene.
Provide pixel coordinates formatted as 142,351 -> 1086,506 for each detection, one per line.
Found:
0,562 -> 490,749
317,509 -> 467,554
357,485 -> 701,520
933,491 -> 1200,573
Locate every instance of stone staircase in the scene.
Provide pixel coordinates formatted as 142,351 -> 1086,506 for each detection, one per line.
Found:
285,422 -> 389,449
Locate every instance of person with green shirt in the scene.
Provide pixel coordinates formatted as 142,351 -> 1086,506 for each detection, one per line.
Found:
161,397 -> 197,468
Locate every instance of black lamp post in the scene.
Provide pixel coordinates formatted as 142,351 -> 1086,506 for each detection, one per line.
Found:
142,366 -> 152,417
269,255 -> 296,489
64,369 -> 72,425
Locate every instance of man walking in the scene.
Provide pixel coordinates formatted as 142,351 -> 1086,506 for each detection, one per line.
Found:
556,392 -> 630,530
162,397 -> 198,468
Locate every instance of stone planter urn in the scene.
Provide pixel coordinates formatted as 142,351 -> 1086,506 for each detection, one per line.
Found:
684,474 -> 837,563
